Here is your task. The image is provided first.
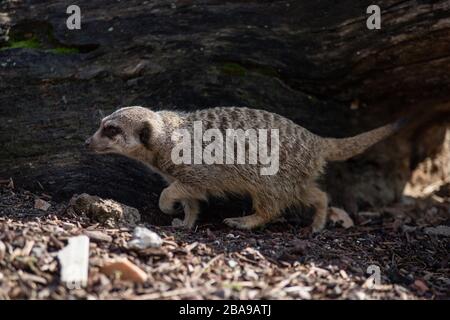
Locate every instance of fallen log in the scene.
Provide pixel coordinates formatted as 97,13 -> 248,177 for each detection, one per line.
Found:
0,0 -> 449,221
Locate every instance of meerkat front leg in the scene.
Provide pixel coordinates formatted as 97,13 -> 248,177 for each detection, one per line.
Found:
159,186 -> 182,215
171,199 -> 200,229
159,181 -> 201,229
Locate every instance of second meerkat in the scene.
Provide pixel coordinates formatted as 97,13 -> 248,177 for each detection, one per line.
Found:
86,106 -> 404,232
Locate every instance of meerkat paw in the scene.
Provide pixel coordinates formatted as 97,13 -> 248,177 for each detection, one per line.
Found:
311,221 -> 326,233
171,217 -> 196,229
223,214 -> 267,230
171,218 -> 185,228
223,217 -> 249,229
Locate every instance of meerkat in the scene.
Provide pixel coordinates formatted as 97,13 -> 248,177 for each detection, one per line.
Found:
85,106 -> 405,232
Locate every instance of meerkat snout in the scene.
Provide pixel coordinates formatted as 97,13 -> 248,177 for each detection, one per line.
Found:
86,121 -> 125,154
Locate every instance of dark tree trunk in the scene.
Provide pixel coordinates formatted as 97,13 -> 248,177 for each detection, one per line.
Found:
0,0 -> 449,221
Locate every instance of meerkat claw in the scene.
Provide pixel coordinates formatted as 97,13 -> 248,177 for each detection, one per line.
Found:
223,217 -> 250,230
311,225 -> 324,234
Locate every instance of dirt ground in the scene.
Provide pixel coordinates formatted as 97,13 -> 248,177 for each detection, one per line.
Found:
0,182 -> 449,300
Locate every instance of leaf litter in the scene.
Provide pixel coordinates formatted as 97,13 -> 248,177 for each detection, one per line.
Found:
0,184 -> 448,299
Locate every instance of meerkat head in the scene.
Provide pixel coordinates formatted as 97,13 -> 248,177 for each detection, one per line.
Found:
85,106 -> 164,159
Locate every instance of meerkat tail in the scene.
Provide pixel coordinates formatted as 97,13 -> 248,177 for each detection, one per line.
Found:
323,118 -> 408,162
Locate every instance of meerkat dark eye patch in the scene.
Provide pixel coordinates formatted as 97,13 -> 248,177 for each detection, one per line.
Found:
102,125 -> 122,138
139,122 -> 151,149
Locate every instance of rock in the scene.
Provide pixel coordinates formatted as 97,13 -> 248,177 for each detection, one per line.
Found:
329,207 -> 354,229
424,225 -> 450,237
227,259 -> 238,268
34,198 -> 51,211
57,235 -> 90,289
100,258 -> 148,283
69,193 -> 141,227
128,226 -> 162,250
83,230 -> 113,243
0,241 -> 6,261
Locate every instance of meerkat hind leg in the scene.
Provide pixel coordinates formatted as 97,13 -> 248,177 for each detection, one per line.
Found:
224,200 -> 276,230
223,214 -> 268,230
303,185 -> 328,233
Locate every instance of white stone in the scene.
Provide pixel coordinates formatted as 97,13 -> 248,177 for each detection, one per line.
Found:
58,235 -> 90,288
128,226 -> 162,249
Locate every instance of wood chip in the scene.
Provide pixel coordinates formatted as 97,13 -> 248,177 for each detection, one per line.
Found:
0,240 -> 6,261
413,279 -> 429,293
21,240 -> 35,256
100,258 -> 148,283
83,230 -> 113,242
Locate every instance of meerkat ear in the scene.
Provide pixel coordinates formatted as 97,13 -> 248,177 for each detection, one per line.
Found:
138,121 -> 151,149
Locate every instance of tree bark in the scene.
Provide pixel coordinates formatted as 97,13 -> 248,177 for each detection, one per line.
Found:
0,0 -> 449,221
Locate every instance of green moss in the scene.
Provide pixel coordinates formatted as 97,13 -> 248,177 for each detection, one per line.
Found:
50,47 -> 80,54
3,37 -> 42,50
221,62 -> 248,77
0,32 -> 80,54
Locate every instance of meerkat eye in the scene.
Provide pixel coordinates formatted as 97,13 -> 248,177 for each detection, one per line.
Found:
102,125 -> 121,138
138,122 -> 151,149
